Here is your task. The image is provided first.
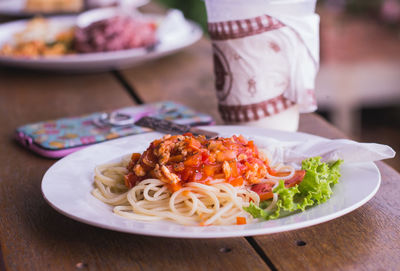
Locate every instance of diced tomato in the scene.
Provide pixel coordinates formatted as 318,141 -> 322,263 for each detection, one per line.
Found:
203,164 -> 221,176
181,168 -> 194,181
248,140 -> 255,152
187,137 -> 201,151
259,192 -> 273,201
230,176 -> 244,187
228,161 -> 238,177
270,170 -> 306,188
184,153 -> 202,167
284,170 -> 306,188
215,152 -> 223,162
214,173 -> 225,179
201,151 -> 209,162
251,182 -> 275,200
167,182 -> 182,192
236,216 -> 247,225
251,170 -> 306,200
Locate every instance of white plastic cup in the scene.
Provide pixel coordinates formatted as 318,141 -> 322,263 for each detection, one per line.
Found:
205,0 -> 319,132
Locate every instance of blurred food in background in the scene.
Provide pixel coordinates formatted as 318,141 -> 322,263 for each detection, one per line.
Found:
25,0 -> 84,13
0,13 -> 157,57
24,0 -> 150,14
0,7 -> 201,72
0,0 -> 148,17
0,17 -> 75,57
74,15 -> 156,53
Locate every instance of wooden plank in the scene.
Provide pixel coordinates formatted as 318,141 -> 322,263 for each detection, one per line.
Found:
252,113 -> 400,271
0,69 -> 269,271
120,38 -> 223,123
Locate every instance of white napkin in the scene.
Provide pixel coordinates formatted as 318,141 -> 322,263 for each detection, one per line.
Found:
156,9 -> 192,46
251,135 -> 396,166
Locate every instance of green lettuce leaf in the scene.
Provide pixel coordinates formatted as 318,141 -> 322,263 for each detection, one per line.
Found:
263,181 -> 301,220
299,157 -> 343,205
243,202 -> 267,218
273,180 -> 300,212
245,157 -> 343,220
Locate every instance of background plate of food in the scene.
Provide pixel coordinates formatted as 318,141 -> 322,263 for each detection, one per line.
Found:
0,0 -> 149,16
0,8 -> 202,72
41,126 -> 382,238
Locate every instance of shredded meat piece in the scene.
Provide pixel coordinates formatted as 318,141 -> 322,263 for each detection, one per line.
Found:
173,162 -> 185,172
124,133 -> 270,191
222,161 -> 231,178
161,165 -> 180,184
134,164 -> 146,177
152,164 -> 163,180
175,140 -> 188,156
142,154 -> 156,167
156,139 -> 176,164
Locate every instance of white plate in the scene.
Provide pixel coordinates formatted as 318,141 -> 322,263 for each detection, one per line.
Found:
41,126 -> 381,238
0,14 -> 202,72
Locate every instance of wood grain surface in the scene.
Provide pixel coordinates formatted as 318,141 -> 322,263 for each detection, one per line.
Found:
0,10 -> 399,270
0,69 -> 269,271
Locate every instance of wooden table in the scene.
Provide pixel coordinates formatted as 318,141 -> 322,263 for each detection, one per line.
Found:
1,23 -> 400,271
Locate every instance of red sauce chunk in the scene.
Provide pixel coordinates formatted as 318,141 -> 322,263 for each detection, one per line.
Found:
124,134 -> 270,191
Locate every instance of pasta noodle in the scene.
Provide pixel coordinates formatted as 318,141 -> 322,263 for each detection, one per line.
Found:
92,134 -> 300,226
92,159 -> 260,225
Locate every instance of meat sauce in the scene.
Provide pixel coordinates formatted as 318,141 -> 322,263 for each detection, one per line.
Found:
124,134 -> 271,191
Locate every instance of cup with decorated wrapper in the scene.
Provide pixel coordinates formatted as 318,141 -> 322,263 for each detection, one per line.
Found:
205,0 -> 320,131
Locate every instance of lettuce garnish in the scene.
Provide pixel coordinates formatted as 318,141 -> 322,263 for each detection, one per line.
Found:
244,157 -> 343,220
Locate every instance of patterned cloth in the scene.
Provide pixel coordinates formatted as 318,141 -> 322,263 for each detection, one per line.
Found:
16,101 -> 214,150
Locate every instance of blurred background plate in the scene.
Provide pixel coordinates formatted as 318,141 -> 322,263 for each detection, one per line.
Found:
0,14 -> 202,72
0,0 -> 149,17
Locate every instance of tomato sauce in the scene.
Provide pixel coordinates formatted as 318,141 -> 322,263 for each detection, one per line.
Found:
124,134 -> 270,190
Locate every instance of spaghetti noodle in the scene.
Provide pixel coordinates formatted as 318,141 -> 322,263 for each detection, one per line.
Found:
92,134 -> 300,226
